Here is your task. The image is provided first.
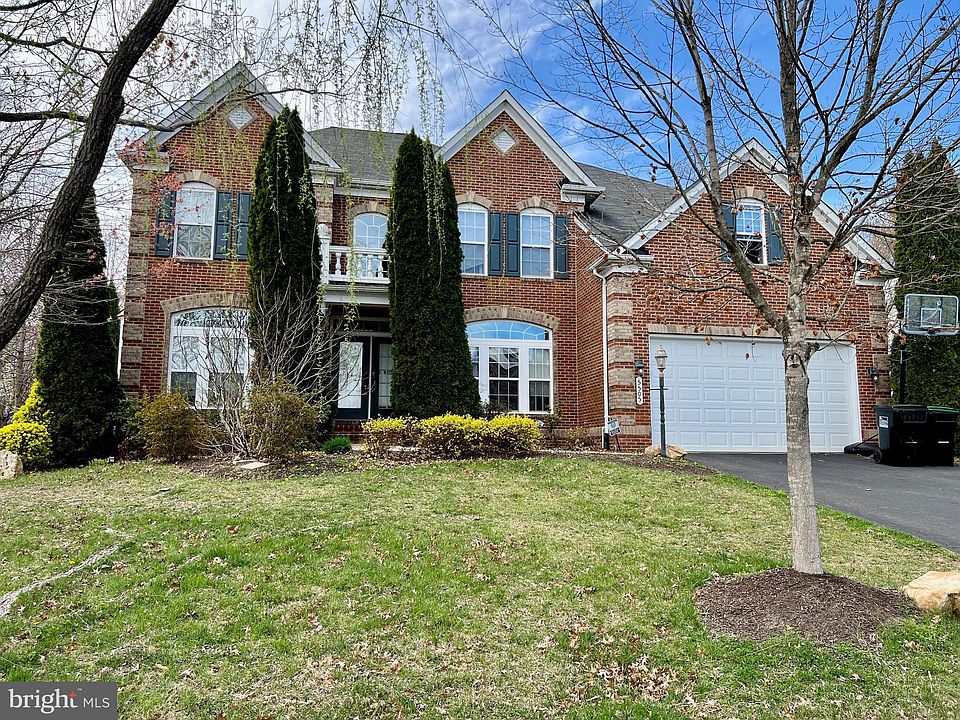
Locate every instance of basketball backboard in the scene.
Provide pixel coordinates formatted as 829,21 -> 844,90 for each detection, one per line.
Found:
903,293 -> 960,336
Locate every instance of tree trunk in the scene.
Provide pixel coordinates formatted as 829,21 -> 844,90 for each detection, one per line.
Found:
783,210 -> 824,575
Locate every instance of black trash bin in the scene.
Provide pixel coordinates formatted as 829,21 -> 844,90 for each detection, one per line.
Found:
874,405 -> 928,466
924,406 -> 959,466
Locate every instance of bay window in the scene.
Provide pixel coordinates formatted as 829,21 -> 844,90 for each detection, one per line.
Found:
168,308 -> 250,408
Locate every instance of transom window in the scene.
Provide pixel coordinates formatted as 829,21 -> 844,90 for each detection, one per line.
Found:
457,204 -> 487,275
353,213 -> 387,249
735,201 -> 766,265
175,182 -> 217,259
520,208 -> 552,278
168,307 -> 250,409
467,320 -> 552,413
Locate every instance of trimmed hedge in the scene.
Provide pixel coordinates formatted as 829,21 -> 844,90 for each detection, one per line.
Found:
0,421 -> 52,469
363,414 -> 542,459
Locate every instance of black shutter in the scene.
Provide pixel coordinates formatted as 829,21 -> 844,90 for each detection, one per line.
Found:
487,211 -> 503,275
213,191 -> 233,259
765,206 -> 784,264
155,190 -> 176,257
235,191 -> 251,259
554,215 -> 569,279
720,202 -> 735,263
505,212 -> 520,277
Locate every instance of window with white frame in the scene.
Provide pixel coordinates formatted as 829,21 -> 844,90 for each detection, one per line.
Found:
735,201 -> 766,264
457,204 -> 486,275
168,308 -> 250,409
520,208 -> 552,278
175,182 -> 217,259
466,320 -> 552,413
352,213 -> 388,279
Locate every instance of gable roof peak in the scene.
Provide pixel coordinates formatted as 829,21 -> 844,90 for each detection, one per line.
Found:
440,90 -> 600,191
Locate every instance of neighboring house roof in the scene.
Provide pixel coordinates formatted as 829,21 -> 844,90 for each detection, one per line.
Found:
136,62 -> 341,171
577,163 -> 677,250
623,138 -> 894,272
310,127 -> 409,186
440,90 -> 602,194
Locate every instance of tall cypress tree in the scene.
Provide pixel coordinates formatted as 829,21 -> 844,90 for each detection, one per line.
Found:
430,154 -> 482,416
387,131 -> 440,416
892,141 -> 960,407
33,192 -> 124,465
248,106 -> 320,394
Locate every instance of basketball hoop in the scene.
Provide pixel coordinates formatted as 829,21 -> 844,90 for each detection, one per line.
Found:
903,294 -> 960,337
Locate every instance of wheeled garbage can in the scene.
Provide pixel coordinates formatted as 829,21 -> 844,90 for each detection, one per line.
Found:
924,406 -> 959,466
873,405 -> 958,466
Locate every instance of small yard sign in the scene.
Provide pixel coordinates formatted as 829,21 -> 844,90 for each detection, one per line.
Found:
607,419 -> 622,436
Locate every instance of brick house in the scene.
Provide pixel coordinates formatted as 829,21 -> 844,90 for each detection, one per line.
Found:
119,64 -> 893,451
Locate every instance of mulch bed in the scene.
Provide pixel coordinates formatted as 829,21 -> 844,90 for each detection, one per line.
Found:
695,567 -> 910,646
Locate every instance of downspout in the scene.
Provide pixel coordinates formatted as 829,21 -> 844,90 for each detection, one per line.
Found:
593,264 -> 610,450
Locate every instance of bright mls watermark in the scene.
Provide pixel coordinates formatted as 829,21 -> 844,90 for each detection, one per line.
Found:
0,683 -> 116,719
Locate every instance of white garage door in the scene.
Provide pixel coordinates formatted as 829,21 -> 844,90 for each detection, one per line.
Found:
649,335 -> 861,452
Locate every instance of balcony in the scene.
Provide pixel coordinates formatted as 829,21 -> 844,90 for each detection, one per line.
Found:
324,245 -> 389,284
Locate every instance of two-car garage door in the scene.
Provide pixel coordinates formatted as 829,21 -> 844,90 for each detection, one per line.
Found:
649,335 -> 861,452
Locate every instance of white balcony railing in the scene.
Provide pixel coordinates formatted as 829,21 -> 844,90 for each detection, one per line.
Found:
324,245 -> 389,284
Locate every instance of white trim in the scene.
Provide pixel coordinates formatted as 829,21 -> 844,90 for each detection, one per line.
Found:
440,91 -> 601,193
735,199 -> 768,266
457,203 -> 488,276
624,138 -> 893,271
519,207 -> 554,279
135,63 -> 341,171
174,182 -> 217,260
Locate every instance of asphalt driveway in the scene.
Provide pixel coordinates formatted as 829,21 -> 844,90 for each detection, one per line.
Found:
690,452 -> 960,552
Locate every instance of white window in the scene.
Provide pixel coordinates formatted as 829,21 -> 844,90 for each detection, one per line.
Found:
457,204 -> 487,275
735,201 -> 766,264
466,320 -> 553,414
168,308 -> 250,409
520,208 -> 552,278
352,213 -> 388,279
175,182 -> 217,259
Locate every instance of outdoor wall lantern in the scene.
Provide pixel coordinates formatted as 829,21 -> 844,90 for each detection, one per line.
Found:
654,345 -> 668,457
867,366 -> 880,384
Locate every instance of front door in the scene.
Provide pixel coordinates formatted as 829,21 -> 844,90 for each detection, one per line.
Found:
336,337 -> 392,420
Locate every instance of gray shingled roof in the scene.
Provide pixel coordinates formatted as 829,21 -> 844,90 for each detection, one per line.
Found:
577,163 -> 677,249
310,127 -> 409,185
310,127 -> 678,246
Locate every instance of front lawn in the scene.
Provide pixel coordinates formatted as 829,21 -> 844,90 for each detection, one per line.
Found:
1,457 -> 958,718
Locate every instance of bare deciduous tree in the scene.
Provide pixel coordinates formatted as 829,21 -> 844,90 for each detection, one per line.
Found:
480,0 -> 960,572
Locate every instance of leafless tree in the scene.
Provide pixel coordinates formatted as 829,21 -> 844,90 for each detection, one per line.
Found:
479,0 -> 960,573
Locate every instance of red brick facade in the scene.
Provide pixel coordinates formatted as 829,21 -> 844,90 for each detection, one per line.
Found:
120,84 -> 889,450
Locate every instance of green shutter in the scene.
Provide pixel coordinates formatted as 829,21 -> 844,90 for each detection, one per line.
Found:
505,212 -> 520,276
155,190 -> 176,257
235,192 -> 251,259
213,191 -> 233,259
487,212 -> 503,275
766,206 -> 784,264
720,202 -> 734,263
554,215 -> 569,279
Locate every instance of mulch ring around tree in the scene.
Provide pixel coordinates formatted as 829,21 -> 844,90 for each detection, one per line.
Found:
695,567 -> 911,646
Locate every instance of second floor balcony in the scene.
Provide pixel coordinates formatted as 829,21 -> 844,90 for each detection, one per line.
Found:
323,245 -> 389,284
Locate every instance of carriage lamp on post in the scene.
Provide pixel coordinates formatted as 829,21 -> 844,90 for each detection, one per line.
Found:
654,345 -> 668,457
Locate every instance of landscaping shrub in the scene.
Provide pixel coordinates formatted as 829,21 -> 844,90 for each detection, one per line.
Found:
362,417 -> 418,455
484,416 -> 543,457
12,381 -> 48,425
137,393 -> 207,462
418,414 -> 485,458
0,421 -> 52,468
243,377 -> 318,459
323,436 -> 352,455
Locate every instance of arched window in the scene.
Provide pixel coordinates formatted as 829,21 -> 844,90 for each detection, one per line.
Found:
353,213 -> 387,249
519,208 -> 552,278
466,320 -> 552,413
168,307 -> 250,408
735,200 -> 766,264
175,182 -> 217,259
457,203 -> 487,275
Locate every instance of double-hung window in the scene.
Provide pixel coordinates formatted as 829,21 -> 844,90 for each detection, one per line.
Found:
519,209 -> 552,278
175,182 -> 217,259
168,308 -> 250,409
735,201 -> 766,264
467,320 -> 553,414
352,213 -> 388,280
457,204 -> 487,275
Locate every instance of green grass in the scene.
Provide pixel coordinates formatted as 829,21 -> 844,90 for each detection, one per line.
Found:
0,457 -> 958,719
